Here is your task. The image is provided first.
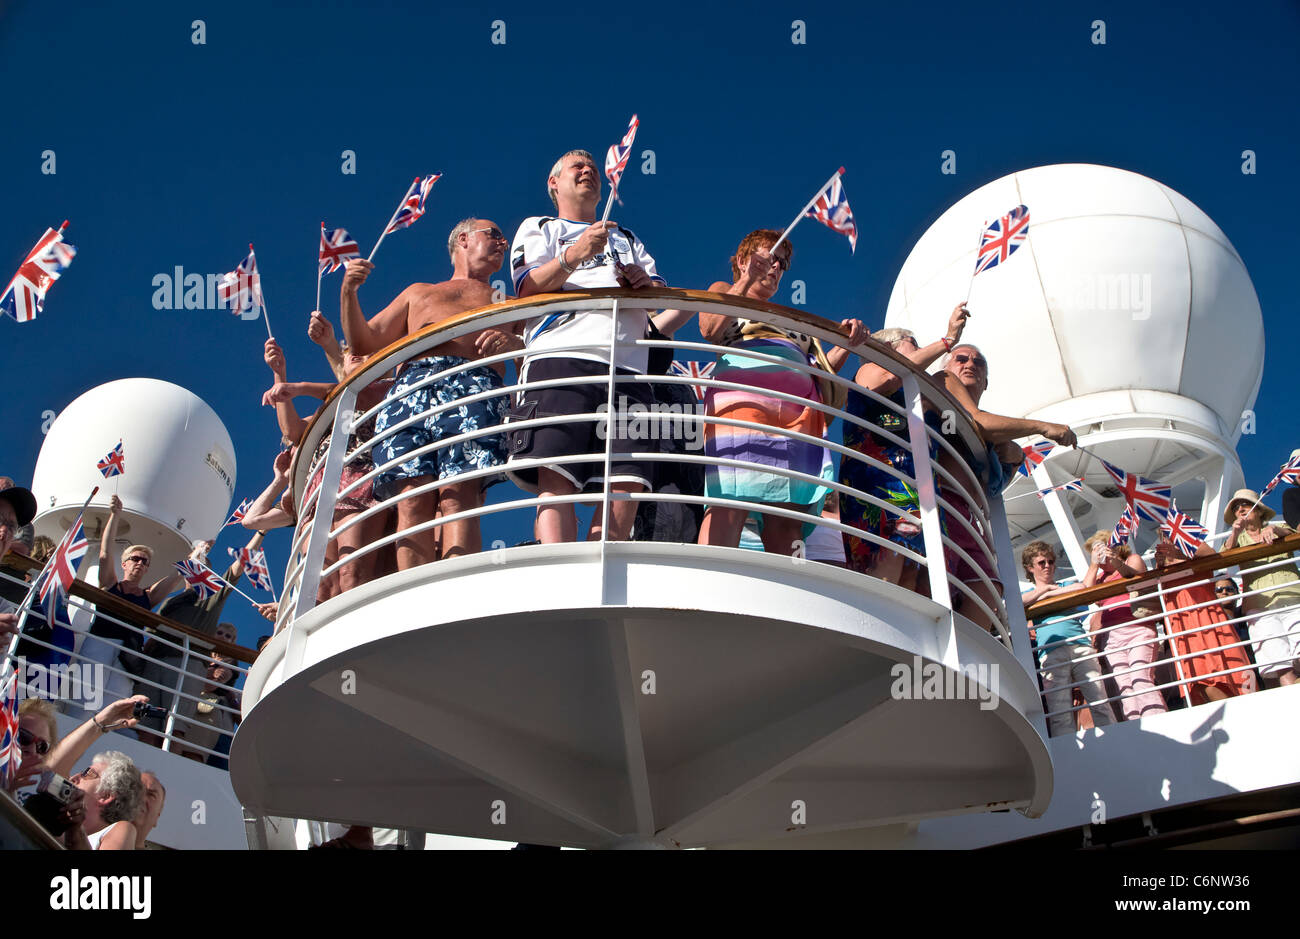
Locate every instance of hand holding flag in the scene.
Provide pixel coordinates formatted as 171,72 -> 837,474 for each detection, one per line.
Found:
1159,502 -> 1209,559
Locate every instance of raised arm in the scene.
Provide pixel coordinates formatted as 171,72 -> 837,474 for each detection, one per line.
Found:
98,495 -> 123,590
825,319 -> 866,372
699,251 -> 777,343
339,260 -> 410,356
941,371 -> 1077,447
262,338 -> 311,443
45,695 -> 147,777
243,451 -> 296,531
145,539 -> 207,607
856,304 -> 969,394
308,311 -> 347,381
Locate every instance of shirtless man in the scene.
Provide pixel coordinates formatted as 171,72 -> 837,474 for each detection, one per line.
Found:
340,218 -> 520,566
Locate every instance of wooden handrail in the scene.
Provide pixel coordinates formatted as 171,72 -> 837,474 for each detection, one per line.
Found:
1025,531 -> 1300,618
2,553 -> 258,665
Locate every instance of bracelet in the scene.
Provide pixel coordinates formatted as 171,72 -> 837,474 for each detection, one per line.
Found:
557,246 -> 576,274
941,336 -> 955,353
92,716 -> 107,733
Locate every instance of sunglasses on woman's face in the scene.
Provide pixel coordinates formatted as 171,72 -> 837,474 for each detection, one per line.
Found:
17,728 -> 50,755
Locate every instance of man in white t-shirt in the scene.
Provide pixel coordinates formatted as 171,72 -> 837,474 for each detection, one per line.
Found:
508,149 -> 673,543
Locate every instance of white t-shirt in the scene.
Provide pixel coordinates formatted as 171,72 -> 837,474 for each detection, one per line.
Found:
510,216 -> 665,373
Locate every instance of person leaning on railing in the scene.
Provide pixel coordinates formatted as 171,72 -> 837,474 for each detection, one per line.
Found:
80,495 -> 188,720
695,229 -> 865,554
1151,534 -> 1257,703
937,344 -> 1077,631
839,308 -> 967,592
1020,541 -> 1117,736
1222,488 -> 1300,688
1081,531 -> 1167,721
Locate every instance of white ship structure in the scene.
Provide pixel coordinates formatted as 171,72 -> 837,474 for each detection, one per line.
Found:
3,163 -> 1296,850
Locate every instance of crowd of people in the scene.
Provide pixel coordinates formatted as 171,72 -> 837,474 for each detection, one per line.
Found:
1021,486 -> 1300,736
239,148 -> 1082,637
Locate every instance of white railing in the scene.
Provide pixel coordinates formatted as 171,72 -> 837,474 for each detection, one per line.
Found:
271,289 -> 1012,646
1,566 -> 246,763
1026,538 -> 1300,735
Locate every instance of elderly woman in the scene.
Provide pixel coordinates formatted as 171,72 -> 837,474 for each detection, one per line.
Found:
1222,488 -> 1300,687
697,229 -> 864,553
69,750 -> 144,850
81,494 -> 188,713
839,307 -> 968,590
1081,530 -> 1167,720
1020,541 -> 1116,735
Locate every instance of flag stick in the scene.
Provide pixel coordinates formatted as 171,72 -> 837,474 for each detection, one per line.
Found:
600,180 -> 619,224
963,218 -> 986,305
368,177 -> 416,262
771,168 -> 843,254
315,222 -> 324,313
4,487 -> 98,659
250,243 -> 273,340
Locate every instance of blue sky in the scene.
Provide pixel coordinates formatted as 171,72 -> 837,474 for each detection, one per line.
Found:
2,0 -> 1298,651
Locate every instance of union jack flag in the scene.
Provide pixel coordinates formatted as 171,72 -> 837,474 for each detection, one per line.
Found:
175,560 -> 228,601
670,359 -> 716,399
223,498 -> 251,529
806,170 -> 857,252
1108,504 -> 1138,547
35,518 -> 88,629
974,205 -> 1030,276
1,225 -> 77,323
385,175 -> 441,235
228,545 -> 273,593
604,114 -> 639,192
319,225 -> 361,275
1260,452 -> 1300,498
216,247 -> 264,317
97,440 -> 126,478
1017,440 -> 1056,478
1159,502 -> 1208,559
0,664 -> 20,786
1100,459 -> 1172,522
1035,478 -> 1084,499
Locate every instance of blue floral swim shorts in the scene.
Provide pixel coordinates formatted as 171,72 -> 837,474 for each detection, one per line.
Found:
372,355 -> 509,501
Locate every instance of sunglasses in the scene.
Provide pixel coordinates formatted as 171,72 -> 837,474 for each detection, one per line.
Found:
467,227 -> 507,243
18,728 -> 50,756
952,353 -> 988,368
1215,586 -> 1237,595
124,555 -> 150,566
80,766 -> 100,781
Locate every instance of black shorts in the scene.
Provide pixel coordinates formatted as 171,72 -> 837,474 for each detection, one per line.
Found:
505,357 -> 658,492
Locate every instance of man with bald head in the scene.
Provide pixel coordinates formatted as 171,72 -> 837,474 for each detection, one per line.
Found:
340,219 -> 522,566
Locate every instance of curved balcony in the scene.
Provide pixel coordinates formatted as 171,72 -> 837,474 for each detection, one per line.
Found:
230,289 -> 1052,848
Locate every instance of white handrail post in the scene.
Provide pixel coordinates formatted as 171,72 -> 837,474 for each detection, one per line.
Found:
901,372 -> 956,669
160,634 -> 190,753
284,385 -> 358,671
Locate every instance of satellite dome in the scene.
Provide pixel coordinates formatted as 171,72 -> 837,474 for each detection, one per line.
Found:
884,164 -> 1263,447
31,378 -> 237,569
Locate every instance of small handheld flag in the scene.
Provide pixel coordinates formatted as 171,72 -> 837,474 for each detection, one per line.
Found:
1018,441 -> 1055,478
1100,459 -> 1173,523
974,205 -> 1030,275
175,559 -> 229,601
229,545 -> 274,594
1108,504 -> 1138,547
369,175 -> 441,261
1159,502 -> 1209,559
771,168 -> 856,255
34,519 -> 88,628
1035,478 -> 1084,499
217,244 -> 272,338
2,222 -> 76,323
1260,451 -> 1300,499
0,665 -> 20,785
97,440 -> 126,478
600,114 -> 640,221
224,498 -> 251,529
319,226 -> 361,275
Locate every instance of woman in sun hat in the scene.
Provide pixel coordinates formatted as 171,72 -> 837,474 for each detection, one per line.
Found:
1222,488 -> 1300,687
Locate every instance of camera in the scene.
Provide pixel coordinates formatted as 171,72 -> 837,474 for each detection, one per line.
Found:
24,771 -> 79,836
133,701 -> 168,721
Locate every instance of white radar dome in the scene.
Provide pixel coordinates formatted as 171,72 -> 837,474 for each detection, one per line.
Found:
884,164 -> 1264,447
31,378 -> 237,570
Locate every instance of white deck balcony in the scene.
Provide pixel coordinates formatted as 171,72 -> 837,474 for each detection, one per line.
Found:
231,289 -> 1053,848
